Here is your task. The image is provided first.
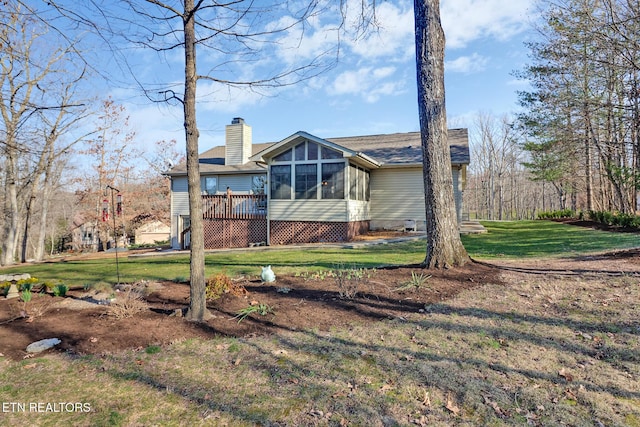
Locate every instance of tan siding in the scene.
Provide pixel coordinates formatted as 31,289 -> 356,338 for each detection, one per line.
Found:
371,167 -> 462,223
225,123 -> 252,165
370,168 -> 426,222
270,200 -> 348,222
347,200 -> 370,221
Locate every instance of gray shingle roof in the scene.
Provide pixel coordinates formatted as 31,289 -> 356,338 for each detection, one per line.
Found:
327,128 -> 469,166
165,129 -> 469,175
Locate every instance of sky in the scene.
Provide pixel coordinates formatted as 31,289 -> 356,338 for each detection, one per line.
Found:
52,0 -> 540,154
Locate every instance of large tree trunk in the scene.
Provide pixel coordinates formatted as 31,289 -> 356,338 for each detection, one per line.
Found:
183,0 -> 212,322
414,0 -> 468,268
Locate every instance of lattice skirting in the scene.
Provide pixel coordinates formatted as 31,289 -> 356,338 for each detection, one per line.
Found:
270,220 -> 369,246
202,219 -> 369,249
203,219 -> 267,249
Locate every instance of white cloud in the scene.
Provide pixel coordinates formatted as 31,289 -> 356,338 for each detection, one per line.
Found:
329,66 -> 404,102
347,1 -> 415,61
441,0 -> 534,48
445,53 -> 488,73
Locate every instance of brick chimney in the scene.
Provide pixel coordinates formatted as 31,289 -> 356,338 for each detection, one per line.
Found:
225,117 -> 252,165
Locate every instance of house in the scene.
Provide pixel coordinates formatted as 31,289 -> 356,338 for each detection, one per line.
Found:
134,220 -> 170,245
166,118 -> 469,249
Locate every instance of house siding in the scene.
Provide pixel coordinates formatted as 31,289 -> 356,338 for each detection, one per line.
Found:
370,167 -> 425,230
370,166 -> 462,230
219,175 -> 253,193
269,199 -> 348,222
171,177 -> 190,216
347,199 -> 370,222
225,122 -> 252,165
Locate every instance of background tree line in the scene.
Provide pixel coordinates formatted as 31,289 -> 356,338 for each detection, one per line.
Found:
464,0 -> 639,220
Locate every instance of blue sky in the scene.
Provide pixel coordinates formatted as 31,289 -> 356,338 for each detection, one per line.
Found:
79,0 -> 538,152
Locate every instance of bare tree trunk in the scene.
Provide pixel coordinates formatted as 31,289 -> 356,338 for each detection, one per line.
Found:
1,153 -> 18,266
414,0 -> 468,268
183,0 -> 212,322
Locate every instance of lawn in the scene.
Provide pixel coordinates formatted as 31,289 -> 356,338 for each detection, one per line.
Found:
1,220 -> 637,286
0,220 -> 639,426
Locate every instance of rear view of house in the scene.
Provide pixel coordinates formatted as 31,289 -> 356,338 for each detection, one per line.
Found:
166,118 -> 469,249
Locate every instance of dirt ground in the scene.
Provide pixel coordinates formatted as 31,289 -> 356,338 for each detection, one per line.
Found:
1,224 -> 639,362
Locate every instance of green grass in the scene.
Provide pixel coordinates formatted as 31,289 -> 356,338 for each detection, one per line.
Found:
0,220 -> 637,286
462,220 -> 639,259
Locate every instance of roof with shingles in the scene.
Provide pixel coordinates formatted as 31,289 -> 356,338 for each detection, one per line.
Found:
166,129 -> 468,175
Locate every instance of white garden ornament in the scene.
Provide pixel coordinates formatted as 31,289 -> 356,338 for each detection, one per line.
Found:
261,265 -> 276,283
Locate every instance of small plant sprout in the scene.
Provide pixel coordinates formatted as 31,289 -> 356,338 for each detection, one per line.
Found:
53,284 -> 69,297
394,271 -> 431,292
20,289 -> 32,304
235,303 -> 274,323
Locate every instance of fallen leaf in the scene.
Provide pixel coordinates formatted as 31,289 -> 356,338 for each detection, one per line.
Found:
445,394 -> 460,416
558,368 -> 573,382
420,390 -> 431,406
23,363 -> 37,369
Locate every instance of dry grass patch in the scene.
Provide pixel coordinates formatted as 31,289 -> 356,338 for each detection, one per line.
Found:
0,262 -> 638,426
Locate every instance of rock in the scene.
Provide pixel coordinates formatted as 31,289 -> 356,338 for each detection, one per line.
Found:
26,338 -> 61,353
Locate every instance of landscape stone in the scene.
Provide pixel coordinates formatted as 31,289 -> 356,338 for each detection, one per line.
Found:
26,338 -> 61,353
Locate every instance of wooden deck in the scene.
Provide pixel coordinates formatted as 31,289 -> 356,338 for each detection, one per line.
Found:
202,194 -> 267,219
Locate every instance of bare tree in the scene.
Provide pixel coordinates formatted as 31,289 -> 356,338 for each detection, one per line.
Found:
413,0 -> 468,268
45,0 -> 365,321
0,3 -> 86,265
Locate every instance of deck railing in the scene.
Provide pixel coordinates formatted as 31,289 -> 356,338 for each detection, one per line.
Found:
202,194 -> 267,219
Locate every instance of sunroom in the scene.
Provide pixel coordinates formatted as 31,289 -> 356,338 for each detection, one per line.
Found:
250,132 -> 380,244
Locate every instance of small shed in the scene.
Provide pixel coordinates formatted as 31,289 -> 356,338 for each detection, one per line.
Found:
134,220 -> 170,245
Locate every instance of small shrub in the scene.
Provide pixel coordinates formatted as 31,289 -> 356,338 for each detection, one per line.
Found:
537,209 -> 575,220
109,288 -> 148,319
394,271 -> 431,292
52,284 -> 69,297
205,272 -> 246,301
333,264 -> 374,299
587,210 -> 640,230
